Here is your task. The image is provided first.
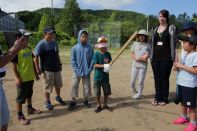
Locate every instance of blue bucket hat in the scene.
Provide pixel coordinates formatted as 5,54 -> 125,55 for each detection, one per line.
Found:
181,21 -> 197,31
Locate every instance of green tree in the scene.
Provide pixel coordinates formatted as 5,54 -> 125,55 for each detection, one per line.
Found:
59,0 -> 81,36
177,12 -> 190,23
38,14 -> 53,31
108,11 -> 118,22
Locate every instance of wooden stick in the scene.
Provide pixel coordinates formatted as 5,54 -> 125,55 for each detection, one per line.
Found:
109,31 -> 138,66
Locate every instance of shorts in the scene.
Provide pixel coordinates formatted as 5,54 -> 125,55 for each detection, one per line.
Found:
0,82 -> 10,127
94,81 -> 111,97
43,71 -> 62,93
178,85 -> 197,108
16,80 -> 34,104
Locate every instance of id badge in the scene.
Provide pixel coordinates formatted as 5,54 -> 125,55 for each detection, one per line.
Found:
157,42 -> 163,46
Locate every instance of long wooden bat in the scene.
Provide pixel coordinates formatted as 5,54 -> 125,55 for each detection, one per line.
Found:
109,31 -> 138,66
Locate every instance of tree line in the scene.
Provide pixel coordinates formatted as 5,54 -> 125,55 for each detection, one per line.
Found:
1,0 -> 197,49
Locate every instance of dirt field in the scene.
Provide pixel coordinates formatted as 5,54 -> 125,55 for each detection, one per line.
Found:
3,49 -> 185,131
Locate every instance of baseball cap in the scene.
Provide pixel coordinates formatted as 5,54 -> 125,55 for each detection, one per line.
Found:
15,29 -> 32,38
97,36 -> 108,43
43,26 -> 56,34
178,34 -> 197,45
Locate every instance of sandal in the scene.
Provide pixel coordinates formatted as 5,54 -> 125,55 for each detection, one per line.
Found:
94,106 -> 102,113
151,99 -> 159,106
103,105 -> 113,112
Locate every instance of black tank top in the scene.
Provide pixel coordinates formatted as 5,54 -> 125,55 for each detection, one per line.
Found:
153,25 -> 171,61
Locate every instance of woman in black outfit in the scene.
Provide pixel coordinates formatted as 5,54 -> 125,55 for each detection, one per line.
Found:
150,9 -> 177,106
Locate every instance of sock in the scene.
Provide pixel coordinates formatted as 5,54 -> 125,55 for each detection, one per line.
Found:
190,120 -> 197,125
18,112 -> 23,117
181,114 -> 187,119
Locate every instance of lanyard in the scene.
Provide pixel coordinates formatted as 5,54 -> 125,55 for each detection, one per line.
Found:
159,32 -> 163,39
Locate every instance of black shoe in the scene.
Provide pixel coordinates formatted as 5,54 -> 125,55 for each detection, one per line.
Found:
103,105 -> 113,112
174,97 -> 181,105
83,100 -> 91,108
94,106 -> 102,113
68,101 -> 77,110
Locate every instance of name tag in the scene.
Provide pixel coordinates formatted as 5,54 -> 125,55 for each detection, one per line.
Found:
157,42 -> 163,46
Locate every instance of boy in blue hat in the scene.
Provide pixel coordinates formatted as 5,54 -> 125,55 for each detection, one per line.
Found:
174,21 -> 197,105
34,26 -> 65,110
173,34 -> 197,131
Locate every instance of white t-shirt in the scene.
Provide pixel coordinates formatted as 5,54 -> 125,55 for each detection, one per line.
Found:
178,52 -> 197,88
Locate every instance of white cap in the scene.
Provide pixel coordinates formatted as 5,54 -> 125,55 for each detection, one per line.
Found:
19,29 -> 32,36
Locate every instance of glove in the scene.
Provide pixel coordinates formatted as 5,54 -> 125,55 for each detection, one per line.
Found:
104,64 -> 110,70
103,68 -> 111,73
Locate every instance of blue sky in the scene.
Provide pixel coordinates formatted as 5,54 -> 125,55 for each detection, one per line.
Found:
0,0 -> 196,17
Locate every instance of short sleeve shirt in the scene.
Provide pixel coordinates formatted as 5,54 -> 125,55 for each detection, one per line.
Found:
178,52 -> 197,88
93,51 -> 112,82
131,41 -> 150,68
34,39 -> 61,72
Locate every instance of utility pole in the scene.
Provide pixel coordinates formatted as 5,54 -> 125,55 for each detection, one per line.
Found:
146,15 -> 149,34
51,0 -> 54,16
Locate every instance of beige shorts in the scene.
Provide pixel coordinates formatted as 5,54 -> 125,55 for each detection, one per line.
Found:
43,71 -> 62,93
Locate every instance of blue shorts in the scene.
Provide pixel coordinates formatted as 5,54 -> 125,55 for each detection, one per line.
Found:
178,85 -> 197,108
0,82 -> 10,127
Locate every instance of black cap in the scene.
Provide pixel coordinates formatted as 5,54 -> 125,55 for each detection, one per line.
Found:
178,34 -> 197,45
181,21 -> 197,31
43,26 -> 56,34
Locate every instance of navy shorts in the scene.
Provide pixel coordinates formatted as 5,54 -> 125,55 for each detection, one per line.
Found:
178,85 -> 197,108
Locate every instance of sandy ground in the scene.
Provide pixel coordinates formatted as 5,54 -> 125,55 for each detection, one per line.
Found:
2,50 -> 185,131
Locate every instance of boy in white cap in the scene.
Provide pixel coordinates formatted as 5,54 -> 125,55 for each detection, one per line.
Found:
0,30 -> 28,131
93,36 -> 113,113
12,29 -> 40,125
130,29 -> 150,99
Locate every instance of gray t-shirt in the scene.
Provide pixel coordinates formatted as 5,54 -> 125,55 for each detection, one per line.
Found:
178,52 -> 197,88
131,41 -> 150,68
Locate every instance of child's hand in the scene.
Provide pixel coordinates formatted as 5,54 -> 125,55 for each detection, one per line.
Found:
173,62 -> 179,71
35,75 -> 40,81
173,66 -> 179,71
174,62 -> 184,69
36,68 -> 42,75
141,53 -> 149,62
16,78 -> 22,86
135,57 -> 141,62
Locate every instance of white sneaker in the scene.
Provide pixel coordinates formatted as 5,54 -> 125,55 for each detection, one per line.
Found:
133,93 -> 141,99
